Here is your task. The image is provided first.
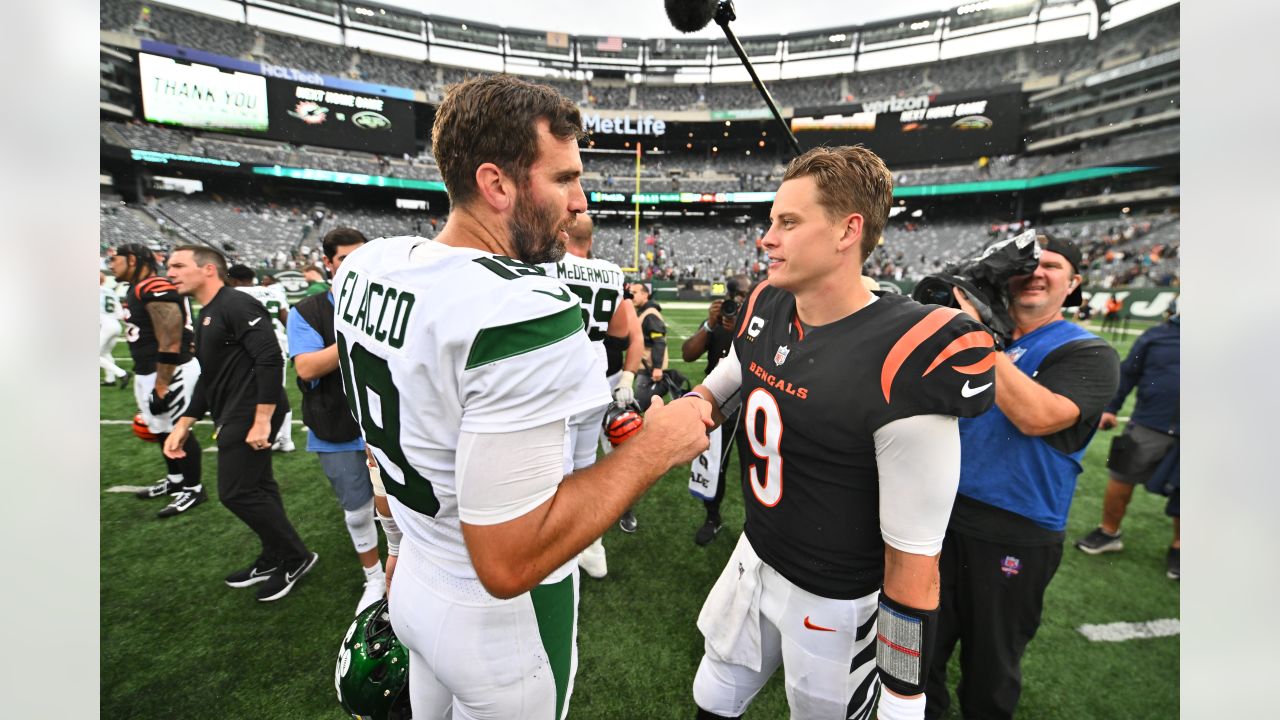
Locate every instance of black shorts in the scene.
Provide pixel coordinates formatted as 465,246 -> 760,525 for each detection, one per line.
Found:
1106,422 -> 1177,485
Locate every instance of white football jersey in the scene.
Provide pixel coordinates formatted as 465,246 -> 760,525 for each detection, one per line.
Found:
539,253 -> 626,370
235,284 -> 290,347
333,236 -> 610,583
100,285 -> 123,325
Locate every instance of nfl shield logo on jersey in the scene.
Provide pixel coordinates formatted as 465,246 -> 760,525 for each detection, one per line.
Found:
774,345 -> 790,366
1006,346 -> 1028,363
1000,555 -> 1021,577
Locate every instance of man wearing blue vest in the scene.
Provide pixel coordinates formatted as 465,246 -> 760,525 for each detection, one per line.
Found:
288,227 -> 397,616
924,235 -> 1120,720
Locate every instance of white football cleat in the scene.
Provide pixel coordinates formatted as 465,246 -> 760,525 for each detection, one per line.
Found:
356,574 -> 386,616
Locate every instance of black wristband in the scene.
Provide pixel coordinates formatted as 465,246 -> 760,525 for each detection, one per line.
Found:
156,351 -> 183,365
875,591 -> 938,697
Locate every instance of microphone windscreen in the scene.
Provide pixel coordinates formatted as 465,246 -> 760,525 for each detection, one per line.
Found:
665,0 -> 718,33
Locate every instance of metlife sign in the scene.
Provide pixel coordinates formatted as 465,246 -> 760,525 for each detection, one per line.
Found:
582,113 -> 667,137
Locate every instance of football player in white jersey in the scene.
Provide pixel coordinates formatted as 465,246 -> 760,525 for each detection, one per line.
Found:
539,213 -> 642,579
100,271 -> 130,386
227,265 -> 296,452
333,75 -> 712,720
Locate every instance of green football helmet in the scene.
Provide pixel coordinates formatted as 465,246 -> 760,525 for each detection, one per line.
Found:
335,598 -> 411,720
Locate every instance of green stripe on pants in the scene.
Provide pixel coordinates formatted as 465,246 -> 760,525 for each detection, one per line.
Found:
530,573 -> 577,719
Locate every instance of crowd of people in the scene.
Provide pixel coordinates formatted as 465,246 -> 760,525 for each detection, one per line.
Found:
102,114 -> 1179,199
101,73 -> 1181,720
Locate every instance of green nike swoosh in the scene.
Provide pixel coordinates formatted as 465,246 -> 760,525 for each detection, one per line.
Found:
532,287 -> 571,302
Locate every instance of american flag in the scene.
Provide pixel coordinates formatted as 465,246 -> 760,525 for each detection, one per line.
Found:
596,36 -> 623,53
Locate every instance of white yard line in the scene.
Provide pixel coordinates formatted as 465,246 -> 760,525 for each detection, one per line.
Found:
1077,619 -> 1180,642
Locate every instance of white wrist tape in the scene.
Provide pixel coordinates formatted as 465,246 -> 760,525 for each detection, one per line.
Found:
376,512 -> 402,556
876,688 -> 925,720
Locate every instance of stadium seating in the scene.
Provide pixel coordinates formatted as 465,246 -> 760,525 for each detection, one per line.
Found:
100,0 -> 1177,111
263,32 -> 354,78
101,114 -> 1175,194
100,199 -> 169,253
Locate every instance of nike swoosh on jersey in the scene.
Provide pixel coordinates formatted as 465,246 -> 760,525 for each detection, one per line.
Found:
248,318 -> 263,326
531,287 -> 571,302
961,380 -> 993,397
152,291 -> 169,297
803,616 -> 837,632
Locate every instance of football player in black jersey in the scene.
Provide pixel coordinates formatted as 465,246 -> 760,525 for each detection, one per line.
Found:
687,147 -> 996,720
110,244 -> 206,518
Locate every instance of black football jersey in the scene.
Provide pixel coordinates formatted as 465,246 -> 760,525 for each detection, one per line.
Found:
121,275 -> 195,374
732,283 -> 996,599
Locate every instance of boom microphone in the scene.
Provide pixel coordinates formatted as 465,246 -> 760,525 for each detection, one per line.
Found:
661,1 -> 803,156
664,0 -> 719,33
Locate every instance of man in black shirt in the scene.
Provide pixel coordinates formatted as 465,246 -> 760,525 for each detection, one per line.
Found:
162,246 -> 317,603
680,276 -> 749,546
109,243 -> 205,518
925,236 -> 1121,719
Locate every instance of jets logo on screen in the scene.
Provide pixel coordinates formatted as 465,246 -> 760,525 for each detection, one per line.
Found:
289,101 -> 329,125
352,111 -> 391,131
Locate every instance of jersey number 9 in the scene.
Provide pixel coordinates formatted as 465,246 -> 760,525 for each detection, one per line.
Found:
745,388 -> 783,507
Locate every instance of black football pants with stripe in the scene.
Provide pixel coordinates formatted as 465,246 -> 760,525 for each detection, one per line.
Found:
925,529 -> 1063,720
215,408 -> 309,565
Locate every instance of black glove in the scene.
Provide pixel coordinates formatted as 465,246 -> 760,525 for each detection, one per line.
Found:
148,388 -> 172,417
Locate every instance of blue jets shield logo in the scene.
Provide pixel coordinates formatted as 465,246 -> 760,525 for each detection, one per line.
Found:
774,345 -> 790,366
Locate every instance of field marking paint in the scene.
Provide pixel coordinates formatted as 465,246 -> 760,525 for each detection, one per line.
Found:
105,485 -> 155,493
1077,618 -> 1179,642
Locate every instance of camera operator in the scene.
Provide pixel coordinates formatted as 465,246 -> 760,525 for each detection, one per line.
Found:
924,235 -> 1120,720
680,276 -> 750,546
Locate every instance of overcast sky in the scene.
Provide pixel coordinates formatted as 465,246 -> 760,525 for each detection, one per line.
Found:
371,0 -> 959,37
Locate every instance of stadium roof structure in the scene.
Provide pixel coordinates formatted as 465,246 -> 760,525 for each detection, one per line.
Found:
150,0 -> 1177,81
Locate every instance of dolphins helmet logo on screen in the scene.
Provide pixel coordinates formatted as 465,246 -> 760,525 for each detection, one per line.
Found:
289,101 -> 329,125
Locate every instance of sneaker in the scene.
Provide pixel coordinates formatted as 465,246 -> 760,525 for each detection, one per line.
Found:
1166,547 -> 1180,580
356,575 -> 386,615
225,557 -> 279,588
257,552 -> 319,602
272,435 -> 296,453
157,486 -> 207,518
695,518 -> 723,546
618,509 -> 638,534
578,538 -> 608,579
1074,527 -> 1124,555
135,478 -> 182,499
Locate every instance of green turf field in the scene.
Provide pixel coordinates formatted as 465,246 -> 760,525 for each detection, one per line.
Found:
100,306 -> 1178,719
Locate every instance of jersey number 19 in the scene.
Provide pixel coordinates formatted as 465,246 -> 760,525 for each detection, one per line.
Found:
337,335 -> 441,517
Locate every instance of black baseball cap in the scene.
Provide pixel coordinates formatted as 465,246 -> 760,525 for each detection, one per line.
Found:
1040,234 -> 1084,306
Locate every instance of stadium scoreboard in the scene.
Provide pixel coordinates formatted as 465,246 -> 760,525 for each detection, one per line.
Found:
791,88 -> 1023,164
137,51 -> 416,156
